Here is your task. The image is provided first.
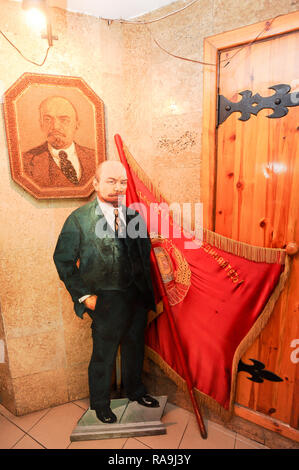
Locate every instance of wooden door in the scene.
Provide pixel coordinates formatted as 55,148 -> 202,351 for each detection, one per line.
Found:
215,31 -> 298,429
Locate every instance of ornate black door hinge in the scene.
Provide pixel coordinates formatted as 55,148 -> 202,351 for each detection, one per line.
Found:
238,358 -> 283,383
218,84 -> 299,126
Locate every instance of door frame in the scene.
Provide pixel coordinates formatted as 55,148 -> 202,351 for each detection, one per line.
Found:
200,10 -> 299,442
201,10 -> 299,231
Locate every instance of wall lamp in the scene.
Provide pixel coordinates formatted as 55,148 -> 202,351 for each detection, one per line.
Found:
22,0 -> 58,46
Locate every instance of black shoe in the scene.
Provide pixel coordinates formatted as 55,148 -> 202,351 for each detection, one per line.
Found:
95,407 -> 117,424
136,394 -> 160,408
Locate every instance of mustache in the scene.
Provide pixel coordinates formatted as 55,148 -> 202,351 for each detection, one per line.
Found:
47,131 -> 66,138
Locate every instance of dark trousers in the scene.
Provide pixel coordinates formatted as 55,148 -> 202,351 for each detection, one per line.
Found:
88,284 -> 147,410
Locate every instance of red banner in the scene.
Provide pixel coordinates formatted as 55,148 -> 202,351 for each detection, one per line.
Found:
114,134 -> 289,417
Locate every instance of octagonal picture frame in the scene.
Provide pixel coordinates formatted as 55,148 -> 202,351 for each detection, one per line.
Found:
4,72 -> 106,199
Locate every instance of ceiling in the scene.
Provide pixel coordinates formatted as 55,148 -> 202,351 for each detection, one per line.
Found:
12,0 -> 177,19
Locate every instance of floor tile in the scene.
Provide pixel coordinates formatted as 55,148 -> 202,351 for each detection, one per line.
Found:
68,437 -> 128,449
12,434 -> 45,449
0,414 -> 25,449
235,434 -> 269,449
72,398 -> 90,410
0,404 -> 50,433
179,414 -> 236,449
0,399 -> 273,450
123,438 -> 152,449
27,402 -> 85,449
136,403 -> 191,449
208,419 -> 237,437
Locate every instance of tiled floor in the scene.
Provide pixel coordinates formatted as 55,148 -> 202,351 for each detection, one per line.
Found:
0,399 -> 268,450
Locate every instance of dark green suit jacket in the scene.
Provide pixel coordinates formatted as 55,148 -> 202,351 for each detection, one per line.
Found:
53,198 -> 155,318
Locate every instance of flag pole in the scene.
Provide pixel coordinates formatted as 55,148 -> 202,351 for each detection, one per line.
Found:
149,256 -> 207,439
114,134 -> 207,439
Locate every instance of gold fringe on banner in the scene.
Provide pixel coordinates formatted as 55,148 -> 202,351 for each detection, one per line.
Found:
123,144 -> 165,204
228,254 -> 291,416
145,254 -> 291,419
145,345 -> 232,420
123,140 -> 291,419
203,229 -> 286,265
123,143 -> 286,265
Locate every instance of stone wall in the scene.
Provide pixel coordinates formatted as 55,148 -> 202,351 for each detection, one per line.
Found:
0,0 -> 125,414
0,0 -> 298,418
121,0 -> 299,206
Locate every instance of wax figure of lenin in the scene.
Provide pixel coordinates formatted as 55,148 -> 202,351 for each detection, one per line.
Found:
53,160 -> 159,423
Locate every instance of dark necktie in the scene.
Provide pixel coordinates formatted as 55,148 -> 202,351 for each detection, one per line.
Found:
114,208 -> 124,237
58,151 -> 79,185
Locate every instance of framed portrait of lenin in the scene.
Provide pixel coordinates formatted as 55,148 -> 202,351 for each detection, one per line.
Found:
4,72 -> 106,199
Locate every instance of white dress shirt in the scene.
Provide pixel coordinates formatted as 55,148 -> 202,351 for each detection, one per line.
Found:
96,197 -> 126,232
48,142 -> 82,180
79,198 -> 127,304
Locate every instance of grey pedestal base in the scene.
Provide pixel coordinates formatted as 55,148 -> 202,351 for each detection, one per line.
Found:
70,396 -> 168,441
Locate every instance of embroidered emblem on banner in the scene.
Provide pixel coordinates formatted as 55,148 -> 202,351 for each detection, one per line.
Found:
151,234 -> 191,306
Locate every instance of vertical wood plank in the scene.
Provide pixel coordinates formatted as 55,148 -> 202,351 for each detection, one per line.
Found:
201,40 -> 218,230
215,30 -> 298,428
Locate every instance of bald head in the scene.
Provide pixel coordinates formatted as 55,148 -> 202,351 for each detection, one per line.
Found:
39,96 -> 79,149
93,160 -> 127,207
95,161 -> 127,181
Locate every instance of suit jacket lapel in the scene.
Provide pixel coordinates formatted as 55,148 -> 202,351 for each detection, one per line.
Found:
124,207 -> 143,257
75,143 -> 96,185
89,202 -> 143,251
91,200 -> 115,245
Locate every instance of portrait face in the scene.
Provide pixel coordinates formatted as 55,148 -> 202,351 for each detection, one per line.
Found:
5,73 -> 106,199
39,96 -> 79,149
94,161 -> 128,206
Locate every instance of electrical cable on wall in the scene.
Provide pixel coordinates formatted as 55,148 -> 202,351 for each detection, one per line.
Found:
100,0 -> 201,25
146,25 -> 216,66
0,0 -> 283,69
0,30 -> 51,66
100,0 -> 284,70
0,0 -> 200,67
219,15 -> 283,68
148,14 -> 283,68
